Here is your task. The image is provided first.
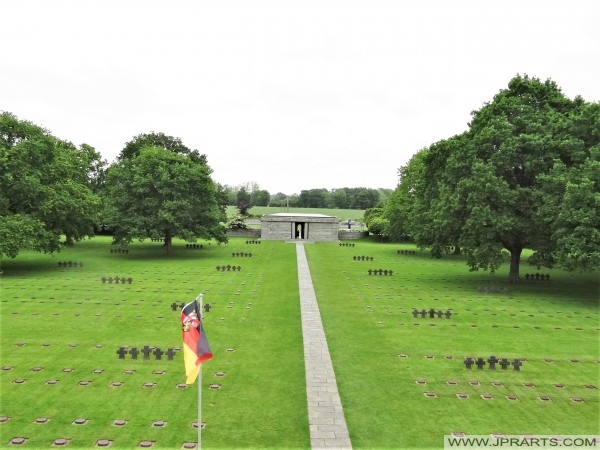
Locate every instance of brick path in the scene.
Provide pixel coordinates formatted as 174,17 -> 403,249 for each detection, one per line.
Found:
296,242 -> 352,449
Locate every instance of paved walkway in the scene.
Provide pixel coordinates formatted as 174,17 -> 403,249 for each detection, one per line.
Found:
296,242 -> 352,449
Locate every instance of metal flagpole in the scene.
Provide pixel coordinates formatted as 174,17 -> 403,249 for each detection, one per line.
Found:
195,293 -> 203,449
198,365 -> 202,449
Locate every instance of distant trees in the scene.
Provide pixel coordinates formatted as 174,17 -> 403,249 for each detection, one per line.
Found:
297,187 -> 385,209
385,75 -> 600,281
251,189 -> 270,207
0,112 -> 103,258
220,184 -> 388,210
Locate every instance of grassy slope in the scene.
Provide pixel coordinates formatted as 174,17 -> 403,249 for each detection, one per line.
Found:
228,205 -> 367,222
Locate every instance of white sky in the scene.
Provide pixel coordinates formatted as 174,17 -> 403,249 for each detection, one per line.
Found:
2,1 -> 599,195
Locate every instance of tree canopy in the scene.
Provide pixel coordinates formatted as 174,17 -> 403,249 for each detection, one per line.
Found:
104,145 -> 227,251
385,75 -> 600,281
0,112 -> 103,258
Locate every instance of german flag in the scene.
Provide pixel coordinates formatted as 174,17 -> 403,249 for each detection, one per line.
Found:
181,300 -> 213,384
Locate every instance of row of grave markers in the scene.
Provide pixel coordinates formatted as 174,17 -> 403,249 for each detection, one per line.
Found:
57,261 -> 84,267
116,346 -> 176,360
101,276 -> 133,284
524,273 -> 551,280
465,356 -> 523,370
109,248 -> 129,254
413,309 -> 453,319
367,269 -> 393,275
170,302 -> 212,313
216,265 -> 242,271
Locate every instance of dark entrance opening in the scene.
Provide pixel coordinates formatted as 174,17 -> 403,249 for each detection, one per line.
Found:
294,222 -> 306,239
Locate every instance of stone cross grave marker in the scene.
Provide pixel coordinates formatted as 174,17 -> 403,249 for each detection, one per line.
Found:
141,346 -> 152,360
166,348 -> 176,360
512,359 -> 522,371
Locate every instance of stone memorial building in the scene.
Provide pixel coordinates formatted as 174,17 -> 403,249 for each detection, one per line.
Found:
260,213 -> 339,241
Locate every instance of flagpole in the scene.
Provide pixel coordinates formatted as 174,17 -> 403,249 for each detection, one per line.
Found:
195,293 -> 203,450
198,364 -> 202,449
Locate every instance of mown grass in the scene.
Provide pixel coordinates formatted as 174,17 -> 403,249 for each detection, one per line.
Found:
227,205 -> 366,222
0,237 -> 308,449
0,237 -> 598,449
305,241 -> 599,449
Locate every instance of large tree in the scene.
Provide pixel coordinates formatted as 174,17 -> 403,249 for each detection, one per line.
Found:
386,75 -> 600,281
104,145 -> 227,251
0,112 -> 102,258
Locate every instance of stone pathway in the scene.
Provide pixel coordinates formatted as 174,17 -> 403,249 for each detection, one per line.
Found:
296,242 -> 352,449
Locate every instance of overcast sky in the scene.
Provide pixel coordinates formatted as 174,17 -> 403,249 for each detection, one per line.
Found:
2,1 -> 599,195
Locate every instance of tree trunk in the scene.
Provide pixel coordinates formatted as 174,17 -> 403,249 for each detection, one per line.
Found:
508,247 -> 522,282
164,231 -> 172,255
453,245 -> 461,255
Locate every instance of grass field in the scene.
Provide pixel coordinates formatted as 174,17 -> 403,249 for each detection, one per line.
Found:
0,237 -> 598,449
227,205 -> 367,222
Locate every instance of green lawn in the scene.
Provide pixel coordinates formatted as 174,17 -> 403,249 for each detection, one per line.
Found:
0,237 -> 598,449
306,241 -> 599,448
227,205 -> 367,222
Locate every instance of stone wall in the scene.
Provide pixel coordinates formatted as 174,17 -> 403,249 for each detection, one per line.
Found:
338,230 -> 369,240
227,229 -> 261,238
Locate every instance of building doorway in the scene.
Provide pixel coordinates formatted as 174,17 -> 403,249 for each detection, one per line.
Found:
294,222 -> 306,239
